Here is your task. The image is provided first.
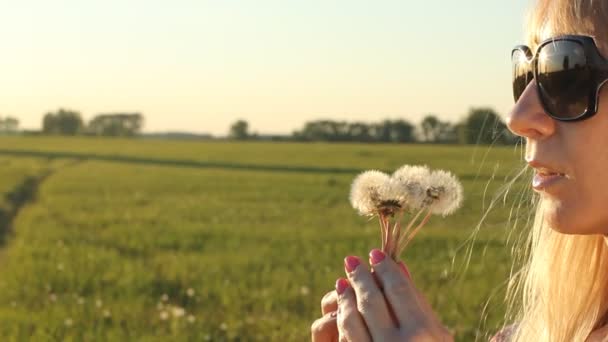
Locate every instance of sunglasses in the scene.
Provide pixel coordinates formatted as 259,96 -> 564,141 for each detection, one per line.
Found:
512,35 -> 608,121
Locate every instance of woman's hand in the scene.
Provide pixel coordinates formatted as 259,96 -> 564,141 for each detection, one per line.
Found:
336,249 -> 453,342
311,290 -> 339,342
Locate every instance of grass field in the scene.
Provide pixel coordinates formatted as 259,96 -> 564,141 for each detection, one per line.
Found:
0,136 -> 534,341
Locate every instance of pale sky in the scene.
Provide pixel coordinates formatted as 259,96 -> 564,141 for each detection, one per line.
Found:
0,0 -> 531,136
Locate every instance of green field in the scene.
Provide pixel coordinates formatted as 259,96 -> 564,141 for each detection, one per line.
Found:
0,136 -> 533,341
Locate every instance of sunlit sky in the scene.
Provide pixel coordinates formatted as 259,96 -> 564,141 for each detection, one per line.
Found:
1,0 -> 531,136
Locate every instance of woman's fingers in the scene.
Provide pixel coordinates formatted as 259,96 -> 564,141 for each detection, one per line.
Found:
335,278 -> 372,342
321,290 -> 338,315
344,256 -> 394,338
311,311 -> 339,342
369,249 -> 430,328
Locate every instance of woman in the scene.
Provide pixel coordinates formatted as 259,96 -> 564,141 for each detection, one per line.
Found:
311,0 -> 608,340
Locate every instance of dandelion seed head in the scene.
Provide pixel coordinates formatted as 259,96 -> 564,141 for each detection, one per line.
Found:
159,311 -> 169,320
161,294 -> 169,302
95,299 -> 102,308
103,309 -> 111,318
187,314 -> 196,323
186,288 -> 195,297
391,165 -> 432,210
349,170 -> 391,216
426,169 -> 463,216
375,178 -> 410,215
64,318 -> 73,327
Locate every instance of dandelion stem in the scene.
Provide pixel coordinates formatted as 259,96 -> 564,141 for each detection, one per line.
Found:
391,211 -> 405,259
401,209 -> 433,250
378,215 -> 387,251
397,207 -> 425,250
385,215 -> 393,256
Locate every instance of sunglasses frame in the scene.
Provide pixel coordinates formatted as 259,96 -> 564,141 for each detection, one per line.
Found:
512,34 -> 608,122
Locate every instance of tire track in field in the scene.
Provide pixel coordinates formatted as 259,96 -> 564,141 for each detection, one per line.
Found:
0,159 -> 83,246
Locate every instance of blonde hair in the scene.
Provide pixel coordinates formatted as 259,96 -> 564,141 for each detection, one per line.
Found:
507,1 -> 608,341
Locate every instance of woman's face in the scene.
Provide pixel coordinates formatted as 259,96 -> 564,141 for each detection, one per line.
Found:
507,33 -> 608,235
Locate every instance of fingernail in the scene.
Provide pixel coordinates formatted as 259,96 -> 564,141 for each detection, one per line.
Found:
369,249 -> 386,265
398,261 -> 412,279
344,256 -> 360,272
335,278 -> 349,295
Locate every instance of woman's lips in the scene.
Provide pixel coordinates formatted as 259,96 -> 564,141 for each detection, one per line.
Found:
532,171 -> 566,191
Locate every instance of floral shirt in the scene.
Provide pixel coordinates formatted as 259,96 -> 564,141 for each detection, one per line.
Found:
490,324 -> 518,342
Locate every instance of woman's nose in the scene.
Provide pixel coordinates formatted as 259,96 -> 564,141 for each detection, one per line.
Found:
506,80 -> 556,140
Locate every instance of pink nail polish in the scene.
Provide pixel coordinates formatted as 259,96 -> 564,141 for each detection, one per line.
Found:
369,249 -> 386,265
344,256 -> 360,272
335,278 -> 349,295
398,261 -> 412,279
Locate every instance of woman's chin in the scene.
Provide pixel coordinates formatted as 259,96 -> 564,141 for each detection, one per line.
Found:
543,199 -> 606,235
542,198 -> 581,234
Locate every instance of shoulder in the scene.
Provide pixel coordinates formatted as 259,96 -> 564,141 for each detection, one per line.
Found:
490,324 -> 518,342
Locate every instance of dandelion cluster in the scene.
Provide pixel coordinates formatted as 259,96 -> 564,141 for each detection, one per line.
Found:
349,164 -> 463,260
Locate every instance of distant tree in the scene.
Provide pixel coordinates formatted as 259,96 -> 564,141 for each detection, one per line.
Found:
420,115 -> 441,142
347,122 -> 372,142
419,115 -> 457,143
371,120 -> 393,142
460,107 -> 514,145
229,120 -> 250,140
389,119 -> 415,143
88,113 -> 144,136
0,116 -> 19,134
42,108 -> 84,135
5,117 -> 19,132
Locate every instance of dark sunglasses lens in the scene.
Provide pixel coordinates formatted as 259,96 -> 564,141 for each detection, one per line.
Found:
512,49 -> 533,102
537,40 -> 590,119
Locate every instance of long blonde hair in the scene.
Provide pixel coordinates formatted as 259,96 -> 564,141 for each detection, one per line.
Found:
508,1 -> 608,340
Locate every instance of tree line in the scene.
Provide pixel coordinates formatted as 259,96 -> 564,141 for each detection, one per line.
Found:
229,107 -> 518,145
42,109 -> 143,136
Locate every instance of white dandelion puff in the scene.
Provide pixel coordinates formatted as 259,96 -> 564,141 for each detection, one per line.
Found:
391,164 -> 431,210
425,169 -> 463,216
376,178 -> 410,215
95,299 -> 102,308
159,311 -> 169,321
186,288 -> 195,297
64,318 -> 73,327
187,315 -> 196,323
161,294 -> 169,302
103,309 -> 111,318
349,170 -> 391,216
